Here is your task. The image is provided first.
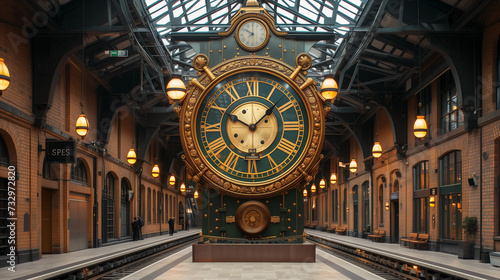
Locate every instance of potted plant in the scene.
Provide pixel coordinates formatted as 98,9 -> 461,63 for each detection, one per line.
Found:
458,216 -> 478,259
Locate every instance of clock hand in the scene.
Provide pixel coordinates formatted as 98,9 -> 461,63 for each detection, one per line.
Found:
254,96 -> 285,127
225,112 -> 251,127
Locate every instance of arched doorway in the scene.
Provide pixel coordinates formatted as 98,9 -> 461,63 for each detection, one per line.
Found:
391,179 -> 400,243
352,185 -> 359,236
102,173 -> 115,243
120,178 -> 131,237
179,201 -> 184,230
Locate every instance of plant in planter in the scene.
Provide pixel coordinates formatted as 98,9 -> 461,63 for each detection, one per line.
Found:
458,216 -> 478,259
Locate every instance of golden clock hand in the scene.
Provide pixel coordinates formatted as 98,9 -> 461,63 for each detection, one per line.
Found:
225,112 -> 251,127
254,96 -> 284,127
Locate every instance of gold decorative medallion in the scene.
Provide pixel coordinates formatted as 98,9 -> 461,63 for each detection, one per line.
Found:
235,201 -> 271,236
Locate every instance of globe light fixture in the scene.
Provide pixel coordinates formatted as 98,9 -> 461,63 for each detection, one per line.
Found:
152,164 -> 160,178
75,114 -> 89,138
349,159 -> 357,173
372,142 -> 382,158
193,190 -> 199,199
0,58 -> 11,93
169,175 -> 176,186
330,173 -> 337,184
413,115 -> 428,138
180,183 -> 186,192
303,189 -> 308,197
127,148 -> 137,164
166,76 -> 187,101
319,178 -> 326,189
311,184 -> 316,193
320,74 -> 338,101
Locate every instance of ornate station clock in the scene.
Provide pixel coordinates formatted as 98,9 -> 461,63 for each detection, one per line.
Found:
176,0 -> 330,242
180,54 -> 325,198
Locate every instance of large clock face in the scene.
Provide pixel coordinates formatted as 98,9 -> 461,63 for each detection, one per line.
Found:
194,71 -> 310,186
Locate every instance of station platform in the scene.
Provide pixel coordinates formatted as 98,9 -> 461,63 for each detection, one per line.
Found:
5,228 -> 499,279
6,229 -> 200,280
305,229 -> 500,280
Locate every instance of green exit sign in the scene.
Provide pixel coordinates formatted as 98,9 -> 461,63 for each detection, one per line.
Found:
106,50 -> 128,57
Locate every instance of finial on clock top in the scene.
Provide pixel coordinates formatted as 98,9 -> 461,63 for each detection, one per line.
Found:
246,0 -> 259,7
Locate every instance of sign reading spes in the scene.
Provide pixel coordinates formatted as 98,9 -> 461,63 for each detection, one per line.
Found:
46,139 -> 77,163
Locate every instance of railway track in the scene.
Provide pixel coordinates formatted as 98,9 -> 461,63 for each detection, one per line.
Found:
309,239 -> 420,280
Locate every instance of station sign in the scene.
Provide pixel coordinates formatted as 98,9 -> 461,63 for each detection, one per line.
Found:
105,50 -> 128,57
45,139 -> 77,163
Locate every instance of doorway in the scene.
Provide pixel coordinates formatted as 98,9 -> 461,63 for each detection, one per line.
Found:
41,189 -> 53,253
120,179 -> 130,237
391,200 -> 399,243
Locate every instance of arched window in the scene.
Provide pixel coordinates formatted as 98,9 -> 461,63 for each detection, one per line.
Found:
379,184 -> 384,224
413,161 -> 429,233
0,134 -> 9,165
153,190 -> 156,224
362,181 -> 369,231
343,188 -> 347,224
497,36 -> 500,109
147,188 -> 152,223
440,151 -> 462,240
440,70 -> 463,134
70,158 -> 88,184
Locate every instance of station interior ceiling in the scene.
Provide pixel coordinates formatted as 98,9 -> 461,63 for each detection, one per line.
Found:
25,0 -> 490,163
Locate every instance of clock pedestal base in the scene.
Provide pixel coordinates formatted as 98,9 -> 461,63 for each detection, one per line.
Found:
192,243 -> 316,262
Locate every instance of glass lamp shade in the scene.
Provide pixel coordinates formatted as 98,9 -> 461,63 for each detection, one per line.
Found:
193,190 -> 199,199
385,202 -> 389,210
166,77 -> 187,100
75,114 -> 89,138
413,115 -> 428,138
303,189 -> 308,197
372,142 -> 382,158
319,178 -> 326,188
349,159 -> 357,173
168,175 -> 176,186
320,76 -> 338,101
180,183 -> 186,192
330,173 -> 337,184
0,58 -> 11,91
126,149 -> 137,164
152,164 -> 160,178
311,184 -> 316,193
429,196 -> 436,207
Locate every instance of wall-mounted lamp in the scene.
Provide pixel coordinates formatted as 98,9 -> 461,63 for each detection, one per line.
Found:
319,178 -> 326,189
320,74 -> 338,102
75,114 -> 89,139
166,76 -> 187,101
349,159 -> 357,173
330,173 -> 337,184
413,115 -> 428,138
127,148 -> 137,164
385,202 -> 389,210
152,164 -> 160,178
372,142 -> 382,158
429,196 -> 435,208
0,58 -> 11,95
180,183 -> 186,192
193,190 -> 199,199
168,175 -> 176,186
303,189 -> 308,197
346,207 -> 349,213
311,184 -> 317,193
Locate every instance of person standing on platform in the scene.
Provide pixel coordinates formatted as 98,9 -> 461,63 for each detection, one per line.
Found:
168,217 -> 175,236
132,217 -> 139,241
138,216 -> 144,239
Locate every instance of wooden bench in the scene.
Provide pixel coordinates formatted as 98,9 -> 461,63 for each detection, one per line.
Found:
335,227 -> 347,235
368,230 -> 385,242
400,232 -> 418,247
410,233 -> 429,250
326,226 -> 336,233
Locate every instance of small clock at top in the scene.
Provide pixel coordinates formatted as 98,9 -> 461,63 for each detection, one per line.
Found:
236,19 -> 270,52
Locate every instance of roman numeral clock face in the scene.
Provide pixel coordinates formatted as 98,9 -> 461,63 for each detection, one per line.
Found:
195,71 -> 310,186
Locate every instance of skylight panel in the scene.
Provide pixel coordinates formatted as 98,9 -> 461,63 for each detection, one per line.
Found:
338,6 -> 357,20
156,14 -> 170,25
173,5 -> 183,18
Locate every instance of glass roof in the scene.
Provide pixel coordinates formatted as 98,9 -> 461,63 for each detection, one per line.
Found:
144,0 -> 368,74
